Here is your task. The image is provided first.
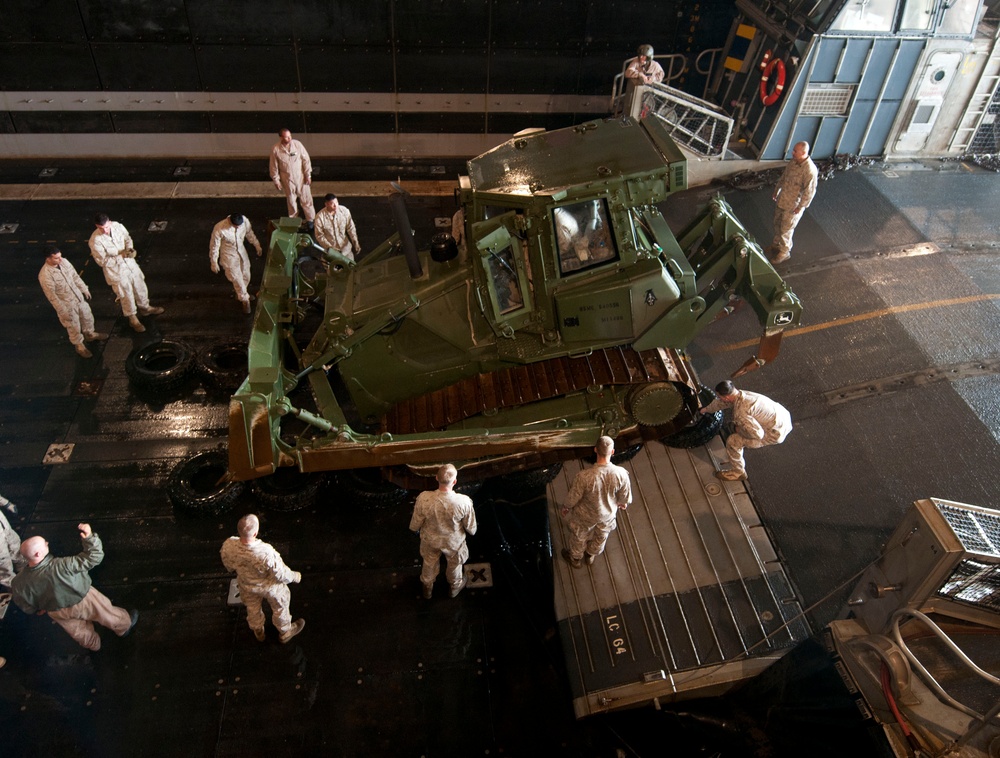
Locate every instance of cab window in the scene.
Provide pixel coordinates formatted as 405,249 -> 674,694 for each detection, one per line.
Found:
553,198 -> 618,276
486,243 -> 525,315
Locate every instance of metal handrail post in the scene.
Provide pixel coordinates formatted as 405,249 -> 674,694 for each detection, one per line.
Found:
695,47 -> 723,99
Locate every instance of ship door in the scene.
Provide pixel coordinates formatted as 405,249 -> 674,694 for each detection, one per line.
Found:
472,212 -> 533,333
895,50 -> 964,153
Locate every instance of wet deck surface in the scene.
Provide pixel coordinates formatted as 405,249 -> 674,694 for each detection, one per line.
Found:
0,157 -> 998,755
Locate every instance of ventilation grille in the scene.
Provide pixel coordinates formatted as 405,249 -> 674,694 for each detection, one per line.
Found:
938,502 -> 1000,556
801,85 -> 854,116
937,559 -> 1000,612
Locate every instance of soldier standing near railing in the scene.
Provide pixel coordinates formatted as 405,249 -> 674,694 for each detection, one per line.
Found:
624,44 -> 665,89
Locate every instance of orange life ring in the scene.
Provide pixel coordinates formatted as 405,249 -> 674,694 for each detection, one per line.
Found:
760,57 -> 786,106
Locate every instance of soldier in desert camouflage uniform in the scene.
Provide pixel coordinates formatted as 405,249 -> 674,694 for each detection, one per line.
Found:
560,436 -> 633,568
0,508 -> 23,589
701,380 -> 792,481
38,246 -> 108,358
314,194 -> 361,261
769,141 -> 818,264
220,514 -> 304,644
409,464 -> 477,599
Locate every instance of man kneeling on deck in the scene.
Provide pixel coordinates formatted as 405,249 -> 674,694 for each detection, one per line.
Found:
701,380 -> 792,481
560,436 -> 632,568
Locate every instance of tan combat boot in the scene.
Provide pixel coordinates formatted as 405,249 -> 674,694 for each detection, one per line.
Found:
279,619 -> 305,644
715,469 -> 748,481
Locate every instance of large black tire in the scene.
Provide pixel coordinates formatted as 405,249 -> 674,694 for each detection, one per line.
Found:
662,386 -> 723,449
126,340 -> 196,393
661,411 -> 723,448
167,450 -> 244,516
495,462 -> 563,502
336,468 -> 408,508
250,469 -> 326,512
663,384 -> 724,449
197,341 -> 248,394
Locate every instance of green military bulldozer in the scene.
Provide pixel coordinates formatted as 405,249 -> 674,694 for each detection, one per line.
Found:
227,116 -> 801,492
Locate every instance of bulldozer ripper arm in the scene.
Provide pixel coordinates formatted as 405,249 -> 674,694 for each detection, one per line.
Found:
732,330 -> 784,379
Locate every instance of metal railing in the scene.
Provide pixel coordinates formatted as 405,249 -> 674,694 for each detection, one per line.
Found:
695,47 -> 724,100
610,50 -> 733,158
636,82 -> 734,158
891,608 -> 1000,754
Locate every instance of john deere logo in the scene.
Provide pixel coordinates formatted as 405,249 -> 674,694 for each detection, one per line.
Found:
775,311 -> 793,325
644,289 -> 657,306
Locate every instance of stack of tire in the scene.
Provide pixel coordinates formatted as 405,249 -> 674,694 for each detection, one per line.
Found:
125,339 -> 247,396
167,449 -> 327,517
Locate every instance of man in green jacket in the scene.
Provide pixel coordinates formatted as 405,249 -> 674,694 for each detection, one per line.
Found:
11,523 -> 138,651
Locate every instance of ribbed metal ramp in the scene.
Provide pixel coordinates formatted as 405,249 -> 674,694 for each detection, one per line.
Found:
548,438 -> 810,718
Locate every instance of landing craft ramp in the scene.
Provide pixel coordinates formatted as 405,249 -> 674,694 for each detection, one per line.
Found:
548,438 -> 810,718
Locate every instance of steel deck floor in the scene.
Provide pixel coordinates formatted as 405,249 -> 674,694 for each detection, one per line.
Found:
665,160 -> 1000,626
0,158 -> 997,756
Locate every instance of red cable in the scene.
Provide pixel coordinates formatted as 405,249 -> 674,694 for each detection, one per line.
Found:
881,661 -> 922,753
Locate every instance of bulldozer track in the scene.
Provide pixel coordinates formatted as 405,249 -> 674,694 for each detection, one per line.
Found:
382,346 -> 695,435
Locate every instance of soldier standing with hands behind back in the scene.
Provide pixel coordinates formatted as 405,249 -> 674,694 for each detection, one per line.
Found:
768,141 -> 818,264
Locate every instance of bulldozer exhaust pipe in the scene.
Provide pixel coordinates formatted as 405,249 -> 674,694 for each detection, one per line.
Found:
389,189 -> 423,279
